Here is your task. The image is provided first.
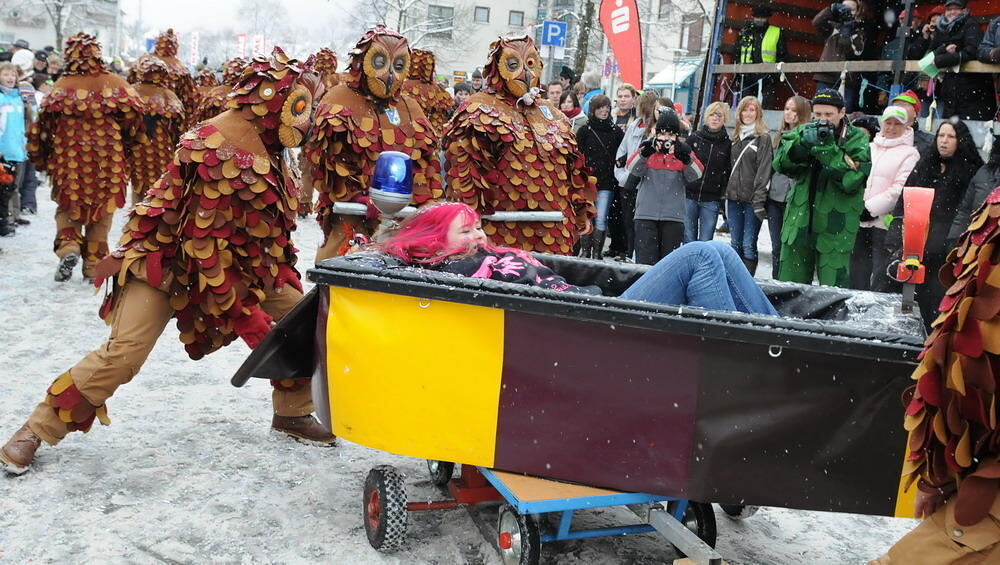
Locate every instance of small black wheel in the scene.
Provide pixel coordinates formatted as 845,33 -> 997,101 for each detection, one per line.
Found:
666,500 -> 717,555
363,465 -> 408,552
496,504 -> 540,565
426,459 -> 455,488
720,504 -> 760,520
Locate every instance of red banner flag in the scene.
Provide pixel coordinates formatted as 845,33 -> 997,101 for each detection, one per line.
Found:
599,0 -> 643,88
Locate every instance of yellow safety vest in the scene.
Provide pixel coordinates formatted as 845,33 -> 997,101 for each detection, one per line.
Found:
740,25 -> 781,64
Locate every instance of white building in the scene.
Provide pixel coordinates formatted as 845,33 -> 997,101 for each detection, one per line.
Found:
0,1 -> 122,55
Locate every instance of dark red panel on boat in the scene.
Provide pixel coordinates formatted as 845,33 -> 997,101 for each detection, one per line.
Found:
493,311 -> 702,497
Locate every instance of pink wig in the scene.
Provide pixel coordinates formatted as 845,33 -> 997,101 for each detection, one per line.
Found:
377,202 -> 482,264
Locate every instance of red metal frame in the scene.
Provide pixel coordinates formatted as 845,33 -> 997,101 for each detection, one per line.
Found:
406,465 -> 501,513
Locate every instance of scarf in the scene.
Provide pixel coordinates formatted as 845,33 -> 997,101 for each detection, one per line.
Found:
588,115 -> 615,132
936,12 -> 967,34
563,107 -> 581,119
740,124 -> 756,140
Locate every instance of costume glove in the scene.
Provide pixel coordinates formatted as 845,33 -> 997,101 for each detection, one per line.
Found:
275,263 -> 303,293
800,123 -> 822,149
234,308 -> 274,349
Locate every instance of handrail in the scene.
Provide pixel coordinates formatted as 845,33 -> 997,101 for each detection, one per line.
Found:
713,60 -> 1000,74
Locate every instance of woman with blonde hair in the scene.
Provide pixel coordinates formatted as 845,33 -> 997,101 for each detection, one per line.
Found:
684,101 -> 731,242
725,95 -> 772,275
765,95 -> 811,278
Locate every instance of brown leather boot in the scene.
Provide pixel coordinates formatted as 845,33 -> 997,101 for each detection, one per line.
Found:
1,424 -> 42,475
271,414 -> 336,446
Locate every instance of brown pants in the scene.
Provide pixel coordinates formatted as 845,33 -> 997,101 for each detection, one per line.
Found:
869,495 -> 1000,564
315,214 -> 376,263
27,278 -> 312,446
54,208 -> 113,277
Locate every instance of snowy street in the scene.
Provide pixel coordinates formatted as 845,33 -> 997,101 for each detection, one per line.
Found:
0,191 -> 919,564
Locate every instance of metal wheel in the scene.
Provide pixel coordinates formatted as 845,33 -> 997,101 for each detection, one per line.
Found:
666,500 -> 717,554
720,503 -> 760,520
496,504 -> 540,565
363,465 -> 407,552
426,459 -> 455,488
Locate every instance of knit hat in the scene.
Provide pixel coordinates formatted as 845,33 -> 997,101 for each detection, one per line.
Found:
812,88 -> 845,109
878,106 -> 908,125
471,68 -> 483,79
13,39 -> 29,50
559,65 -> 575,82
655,110 -> 681,134
944,0 -> 966,8
891,89 -> 922,117
752,6 -> 772,18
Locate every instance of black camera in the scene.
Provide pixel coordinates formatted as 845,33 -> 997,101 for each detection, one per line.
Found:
830,2 -> 853,22
813,120 -> 835,141
655,138 -> 674,153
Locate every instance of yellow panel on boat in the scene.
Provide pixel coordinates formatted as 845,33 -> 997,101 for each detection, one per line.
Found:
325,287 -> 504,467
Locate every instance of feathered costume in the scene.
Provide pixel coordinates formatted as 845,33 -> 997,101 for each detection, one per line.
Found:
401,49 -> 452,135
307,26 -> 443,260
27,33 -> 144,275
128,58 -> 185,203
140,29 -> 198,129
193,57 -> 246,124
902,188 -> 1000,528
114,47 -> 315,360
312,47 -> 340,89
297,48 -> 339,217
443,35 -> 596,254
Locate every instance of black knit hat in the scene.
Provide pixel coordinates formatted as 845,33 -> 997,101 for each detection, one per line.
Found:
752,6 -> 772,18
812,88 -> 845,109
655,110 -> 682,134
944,0 -> 967,7
559,65 -> 575,81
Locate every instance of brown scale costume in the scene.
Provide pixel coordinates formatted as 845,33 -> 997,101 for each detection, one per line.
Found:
127,58 -> 185,203
194,57 -> 246,124
298,48 -> 339,217
307,26 -> 443,261
875,189 -> 1000,562
27,33 -> 144,278
139,29 -> 198,129
443,35 -> 596,254
401,49 -> 453,135
0,48 -> 327,461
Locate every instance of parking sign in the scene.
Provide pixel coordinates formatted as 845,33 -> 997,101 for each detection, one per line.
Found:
541,20 -> 567,47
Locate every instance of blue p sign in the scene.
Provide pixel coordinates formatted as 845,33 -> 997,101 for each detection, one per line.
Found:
541,21 -> 567,47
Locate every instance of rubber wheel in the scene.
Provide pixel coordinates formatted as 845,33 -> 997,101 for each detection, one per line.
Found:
720,504 -> 760,520
363,465 -> 408,552
426,459 -> 455,488
666,500 -> 717,555
496,504 -> 540,565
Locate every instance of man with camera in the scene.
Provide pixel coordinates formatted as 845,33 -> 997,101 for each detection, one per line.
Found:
772,89 -> 871,287
812,1 -> 866,112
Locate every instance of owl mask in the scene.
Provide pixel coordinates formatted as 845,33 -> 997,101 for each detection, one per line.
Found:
347,26 -> 410,101
229,47 -> 319,149
484,35 -> 542,99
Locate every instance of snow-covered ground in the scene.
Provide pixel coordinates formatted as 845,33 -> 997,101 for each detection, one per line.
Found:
0,191 -> 918,564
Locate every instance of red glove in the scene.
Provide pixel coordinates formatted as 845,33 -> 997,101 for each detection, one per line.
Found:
275,264 -> 303,293
233,308 -> 274,349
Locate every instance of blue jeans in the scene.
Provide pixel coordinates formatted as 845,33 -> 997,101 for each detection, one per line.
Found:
621,241 -> 778,315
684,199 -> 719,243
726,200 -> 761,260
595,190 -> 613,231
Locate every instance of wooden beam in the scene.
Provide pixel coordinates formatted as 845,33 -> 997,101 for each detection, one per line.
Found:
714,60 -> 1000,74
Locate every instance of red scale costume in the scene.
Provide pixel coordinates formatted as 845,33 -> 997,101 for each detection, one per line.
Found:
443,35 -> 596,254
298,48 -> 339,217
0,48 -> 334,476
127,58 -> 186,203
193,57 -> 247,124
307,26 -> 443,262
875,190 -> 1000,562
401,49 -> 453,135
27,33 -> 145,281
139,29 -> 198,129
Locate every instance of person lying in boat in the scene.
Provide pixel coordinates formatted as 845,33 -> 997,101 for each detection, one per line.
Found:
374,202 -> 779,316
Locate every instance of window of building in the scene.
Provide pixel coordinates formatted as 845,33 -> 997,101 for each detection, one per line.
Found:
475,6 -> 490,23
658,0 -> 672,20
509,10 -> 524,26
428,5 -> 455,39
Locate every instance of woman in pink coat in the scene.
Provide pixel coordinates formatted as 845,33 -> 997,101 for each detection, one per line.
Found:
849,105 -> 920,290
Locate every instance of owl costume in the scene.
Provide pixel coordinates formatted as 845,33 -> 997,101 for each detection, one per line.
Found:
298,48 -> 339,217
401,49 -> 453,135
194,57 -> 246,124
0,48 -> 334,478
140,29 -> 198,129
443,35 -> 596,254
307,26 -> 443,261
27,33 -> 145,281
127,58 -> 185,203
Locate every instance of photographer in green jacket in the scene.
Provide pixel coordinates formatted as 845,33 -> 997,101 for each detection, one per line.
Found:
772,89 -> 871,287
